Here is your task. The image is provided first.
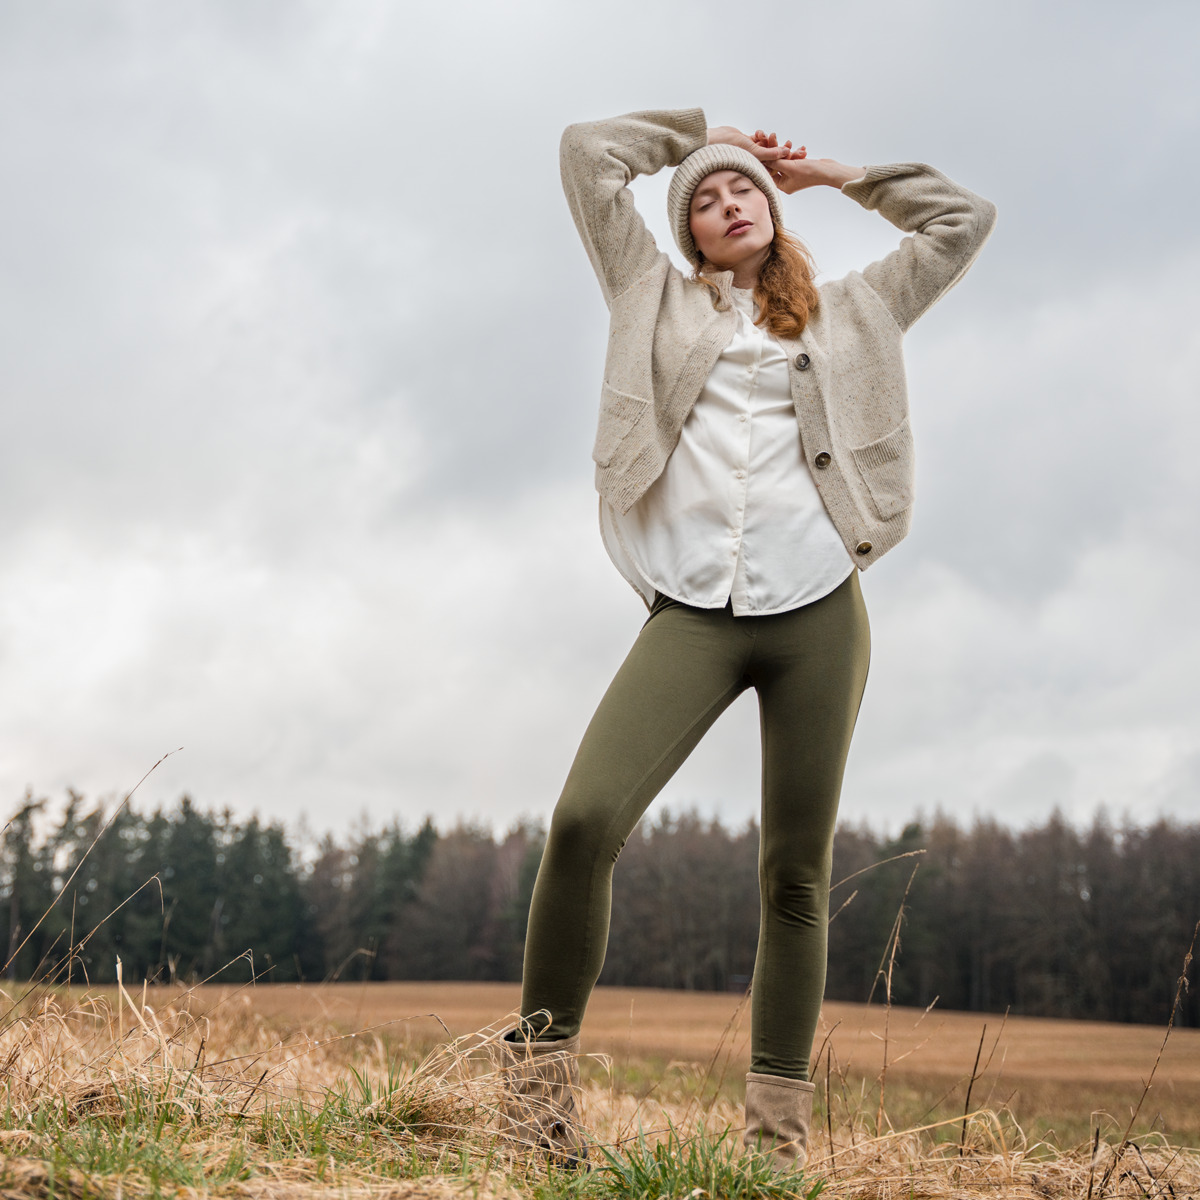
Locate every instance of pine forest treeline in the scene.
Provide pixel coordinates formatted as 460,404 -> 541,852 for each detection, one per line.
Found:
4,792 -> 1198,1028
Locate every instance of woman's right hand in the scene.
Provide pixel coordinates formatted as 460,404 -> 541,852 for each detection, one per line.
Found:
706,125 -> 794,164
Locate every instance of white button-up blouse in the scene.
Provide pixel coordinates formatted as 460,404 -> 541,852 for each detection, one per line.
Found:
601,287 -> 853,617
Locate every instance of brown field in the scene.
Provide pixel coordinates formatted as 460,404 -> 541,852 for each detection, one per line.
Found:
5,979 -> 1199,1198
180,980 -> 1200,1146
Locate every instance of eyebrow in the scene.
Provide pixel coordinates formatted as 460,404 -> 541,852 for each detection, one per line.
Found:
691,175 -> 749,204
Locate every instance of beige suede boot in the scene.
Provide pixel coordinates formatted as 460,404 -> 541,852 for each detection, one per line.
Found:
743,1071 -> 815,1172
496,1032 -> 588,1168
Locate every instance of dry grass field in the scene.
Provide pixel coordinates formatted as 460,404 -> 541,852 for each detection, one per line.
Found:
2,978 -> 1198,1199
188,980 -> 1200,1145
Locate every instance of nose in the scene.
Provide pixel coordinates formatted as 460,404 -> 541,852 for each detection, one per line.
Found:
723,197 -> 741,216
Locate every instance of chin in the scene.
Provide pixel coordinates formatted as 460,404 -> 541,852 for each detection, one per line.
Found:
701,232 -> 774,274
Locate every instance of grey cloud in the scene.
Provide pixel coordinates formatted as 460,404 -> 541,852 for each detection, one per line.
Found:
2,0 -> 1198,834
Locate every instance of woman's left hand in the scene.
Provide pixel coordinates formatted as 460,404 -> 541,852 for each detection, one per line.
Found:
752,132 -> 865,193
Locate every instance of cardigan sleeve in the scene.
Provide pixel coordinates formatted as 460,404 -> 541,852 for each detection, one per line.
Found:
560,108 -> 708,307
841,163 -> 997,333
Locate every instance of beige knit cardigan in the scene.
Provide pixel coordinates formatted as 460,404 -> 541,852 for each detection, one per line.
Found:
560,108 -> 997,569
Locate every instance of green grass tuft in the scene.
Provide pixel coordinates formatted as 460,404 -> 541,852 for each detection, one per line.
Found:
585,1124 -> 823,1200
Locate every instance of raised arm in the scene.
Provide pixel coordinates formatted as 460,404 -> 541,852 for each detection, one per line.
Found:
842,164 -> 997,331
765,143 -> 996,332
559,109 -> 707,306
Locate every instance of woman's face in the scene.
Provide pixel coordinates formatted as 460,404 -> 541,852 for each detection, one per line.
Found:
688,170 -> 774,271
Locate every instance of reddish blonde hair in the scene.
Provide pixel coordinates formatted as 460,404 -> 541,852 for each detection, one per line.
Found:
695,226 -> 820,339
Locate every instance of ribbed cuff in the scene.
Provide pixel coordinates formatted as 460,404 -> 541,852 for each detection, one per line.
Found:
840,162 -> 906,206
674,106 -> 709,164
746,1071 -> 816,1092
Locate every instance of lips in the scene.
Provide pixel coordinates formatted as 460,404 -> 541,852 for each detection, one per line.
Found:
724,220 -> 753,237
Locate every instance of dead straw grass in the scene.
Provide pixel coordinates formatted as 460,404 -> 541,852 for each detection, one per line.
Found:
1,976 -> 1197,1200
0,980 -> 524,1198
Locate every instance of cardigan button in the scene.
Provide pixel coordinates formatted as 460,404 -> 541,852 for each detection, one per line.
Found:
855,541 -> 873,556
814,451 -> 831,469
794,353 -> 811,370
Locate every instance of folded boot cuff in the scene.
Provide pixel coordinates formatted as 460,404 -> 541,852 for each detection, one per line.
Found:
746,1071 -> 816,1093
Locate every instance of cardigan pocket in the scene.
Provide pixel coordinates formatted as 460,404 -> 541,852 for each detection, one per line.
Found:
592,385 -> 651,468
850,417 -> 914,519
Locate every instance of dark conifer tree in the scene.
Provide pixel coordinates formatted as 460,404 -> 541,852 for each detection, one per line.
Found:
1,793 -> 54,981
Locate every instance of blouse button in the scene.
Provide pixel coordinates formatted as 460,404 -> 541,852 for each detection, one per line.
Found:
855,541 -> 873,556
814,451 -> 831,469
794,353 -> 811,371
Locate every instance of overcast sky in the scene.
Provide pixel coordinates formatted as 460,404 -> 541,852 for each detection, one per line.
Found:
3,1 -> 1198,841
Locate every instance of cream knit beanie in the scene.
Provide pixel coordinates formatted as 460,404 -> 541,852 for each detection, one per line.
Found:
667,144 -> 784,268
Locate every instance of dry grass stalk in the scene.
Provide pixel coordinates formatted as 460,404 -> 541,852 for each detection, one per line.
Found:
1097,918 -> 1200,1195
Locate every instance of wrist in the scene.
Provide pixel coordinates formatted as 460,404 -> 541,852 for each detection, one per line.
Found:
825,161 -> 866,187
707,125 -> 742,149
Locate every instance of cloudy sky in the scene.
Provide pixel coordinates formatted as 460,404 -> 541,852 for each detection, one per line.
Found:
3,1 -> 1197,840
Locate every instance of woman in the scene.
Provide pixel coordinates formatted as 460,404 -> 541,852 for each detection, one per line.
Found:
498,108 -> 996,1170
